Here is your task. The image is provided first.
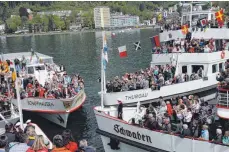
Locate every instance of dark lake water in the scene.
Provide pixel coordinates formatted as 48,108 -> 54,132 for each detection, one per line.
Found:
0,28 -> 158,151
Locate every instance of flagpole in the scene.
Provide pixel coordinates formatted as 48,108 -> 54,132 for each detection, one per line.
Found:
102,31 -> 107,94
13,63 -> 24,129
101,46 -> 104,109
190,2 -> 193,27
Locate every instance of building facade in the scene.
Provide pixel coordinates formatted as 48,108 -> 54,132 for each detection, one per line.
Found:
110,15 -> 139,28
37,10 -> 72,17
94,7 -> 111,29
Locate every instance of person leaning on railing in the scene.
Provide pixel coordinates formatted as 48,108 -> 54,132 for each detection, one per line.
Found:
222,131 -> 229,145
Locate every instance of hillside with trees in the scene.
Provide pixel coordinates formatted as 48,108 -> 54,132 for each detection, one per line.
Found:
0,1 -> 178,33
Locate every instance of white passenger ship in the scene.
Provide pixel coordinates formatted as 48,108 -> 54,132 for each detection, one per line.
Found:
1,52 -> 86,128
101,4 -> 226,107
95,2 -> 229,152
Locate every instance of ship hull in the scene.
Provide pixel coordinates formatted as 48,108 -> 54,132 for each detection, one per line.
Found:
100,135 -> 149,152
94,103 -> 229,152
38,112 -> 69,128
11,90 -> 86,128
103,80 -> 217,106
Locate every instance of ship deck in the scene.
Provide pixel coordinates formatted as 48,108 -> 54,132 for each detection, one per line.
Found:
1,52 -> 53,61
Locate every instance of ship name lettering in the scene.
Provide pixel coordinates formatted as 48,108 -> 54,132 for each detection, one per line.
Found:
125,93 -> 148,100
28,100 -> 54,107
114,124 -> 152,143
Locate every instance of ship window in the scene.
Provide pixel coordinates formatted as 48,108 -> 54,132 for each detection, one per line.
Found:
35,66 -> 45,70
182,66 -> 187,73
192,15 -> 199,20
219,63 -> 223,71
27,67 -> 34,74
200,14 -> 208,19
212,64 -> 217,73
192,65 -> 204,73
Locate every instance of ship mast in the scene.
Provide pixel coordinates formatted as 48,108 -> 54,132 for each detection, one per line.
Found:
100,28 -> 107,109
101,33 -> 104,109
13,62 -> 24,129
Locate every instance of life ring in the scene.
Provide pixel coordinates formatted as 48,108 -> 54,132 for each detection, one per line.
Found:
221,51 -> 225,59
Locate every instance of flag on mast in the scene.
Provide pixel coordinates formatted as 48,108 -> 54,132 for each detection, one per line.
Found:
102,32 -> 108,69
200,18 -> 208,27
134,41 -> 141,50
118,45 -> 127,58
150,35 -> 160,47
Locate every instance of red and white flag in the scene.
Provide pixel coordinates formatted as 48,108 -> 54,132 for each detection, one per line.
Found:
200,19 -> 208,27
118,45 -> 127,58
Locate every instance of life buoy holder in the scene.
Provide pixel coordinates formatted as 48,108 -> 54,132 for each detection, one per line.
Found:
221,51 -> 225,59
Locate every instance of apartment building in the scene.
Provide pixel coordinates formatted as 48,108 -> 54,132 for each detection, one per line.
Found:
94,6 -> 111,29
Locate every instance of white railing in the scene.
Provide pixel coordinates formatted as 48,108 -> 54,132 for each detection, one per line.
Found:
218,91 -> 229,107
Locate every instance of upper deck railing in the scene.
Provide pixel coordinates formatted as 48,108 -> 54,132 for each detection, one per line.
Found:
217,87 -> 229,107
159,28 -> 229,42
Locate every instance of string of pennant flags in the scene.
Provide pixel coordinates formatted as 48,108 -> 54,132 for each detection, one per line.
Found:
102,9 -> 226,69
104,34 -> 160,58
101,32 -> 161,70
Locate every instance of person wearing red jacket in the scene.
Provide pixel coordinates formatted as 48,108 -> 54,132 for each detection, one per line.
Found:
166,101 -> 173,117
62,129 -> 78,152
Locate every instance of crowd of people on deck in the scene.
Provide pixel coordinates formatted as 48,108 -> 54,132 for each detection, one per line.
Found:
161,17 -> 229,33
151,38 -> 225,54
216,59 -> 229,89
114,61 -> 229,146
18,73 -> 84,99
0,55 -> 85,100
106,65 -> 203,93
0,122 -> 95,152
124,95 -> 229,145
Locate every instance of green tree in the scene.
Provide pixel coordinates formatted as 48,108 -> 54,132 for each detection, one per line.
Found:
41,15 -> 49,32
21,16 -> 28,28
52,15 -> 65,30
0,2 -> 9,22
69,10 -> 79,24
32,14 -> 42,24
63,16 -> 70,30
6,16 -> 21,32
82,11 -> 94,28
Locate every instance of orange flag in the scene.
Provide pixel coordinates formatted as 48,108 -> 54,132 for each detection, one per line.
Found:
181,24 -> 189,35
215,10 -> 224,25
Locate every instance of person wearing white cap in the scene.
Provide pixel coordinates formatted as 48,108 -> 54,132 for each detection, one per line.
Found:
212,129 -> 222,143
180,124 -> 191,138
